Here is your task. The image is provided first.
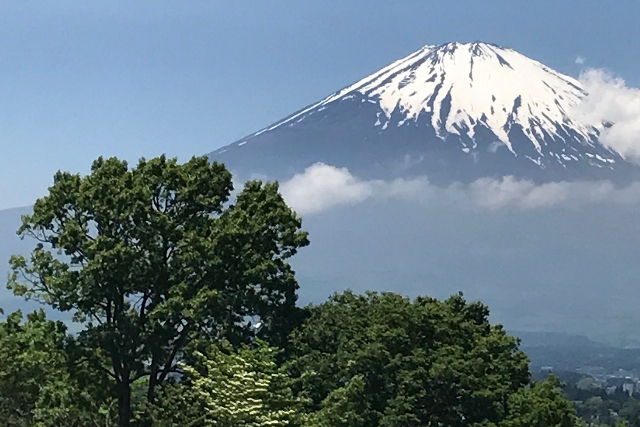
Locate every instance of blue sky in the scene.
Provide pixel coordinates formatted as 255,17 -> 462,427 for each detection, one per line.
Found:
0,0 -> 639,209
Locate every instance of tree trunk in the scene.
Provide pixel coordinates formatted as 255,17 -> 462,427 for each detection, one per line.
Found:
147,366 -> 158,403
117,380 -> 132,427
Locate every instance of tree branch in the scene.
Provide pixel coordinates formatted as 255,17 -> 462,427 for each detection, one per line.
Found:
158,326 -> 191,383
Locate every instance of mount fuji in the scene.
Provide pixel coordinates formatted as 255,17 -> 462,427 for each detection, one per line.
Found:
3,42 -> 640,345
210,42 -> 638,184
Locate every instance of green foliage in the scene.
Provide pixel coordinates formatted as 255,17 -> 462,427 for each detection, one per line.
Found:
0,309 -> 115,426
288,291 -> 531,427
562,378 -> 640,427
7,155 -> 309,426
303,374 -> 367,427
149,339 -> 304,427
577,377 -> 599,391
494,375 -> 583,427
619,397 -> 640,427
0,153 -> 595,427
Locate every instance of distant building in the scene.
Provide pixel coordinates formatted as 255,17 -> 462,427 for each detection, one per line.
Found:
623,383 -> 635,396
619,369 -> 634,379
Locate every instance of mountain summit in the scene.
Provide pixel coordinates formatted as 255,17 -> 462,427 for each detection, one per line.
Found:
210,42 -> 635,183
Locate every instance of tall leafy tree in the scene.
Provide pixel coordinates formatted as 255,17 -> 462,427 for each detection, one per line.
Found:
289,291 -> 531,427
7,155 -> 309,427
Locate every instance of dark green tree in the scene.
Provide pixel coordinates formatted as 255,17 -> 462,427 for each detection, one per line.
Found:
7,155 -> 309,427
620,397 -> 640,427
288,291 -> 530,427
495,375 -> 583,427
0,309 -> 115,426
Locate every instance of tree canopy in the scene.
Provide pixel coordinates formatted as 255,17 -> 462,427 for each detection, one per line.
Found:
0,309 -> 114,426
7,155 -> 309,427
288,291 -> 531,427
150,339 -> 303,427
495,375 -> 584,427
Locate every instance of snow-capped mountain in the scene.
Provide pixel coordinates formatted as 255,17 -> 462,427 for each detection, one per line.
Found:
210,42 -> 636,183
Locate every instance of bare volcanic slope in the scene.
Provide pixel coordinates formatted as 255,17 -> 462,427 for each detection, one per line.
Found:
209,42 -> 637,184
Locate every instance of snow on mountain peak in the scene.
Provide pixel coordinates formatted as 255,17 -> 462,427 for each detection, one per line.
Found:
212,41 -> 634,182
252,42 -> 601,158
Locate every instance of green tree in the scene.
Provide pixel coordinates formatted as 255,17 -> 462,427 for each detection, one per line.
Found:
620,397 -> 640,427
577,377 -> 599,391
289,291 -> 531,427
495,375 -> 583,427
7,155 -> 309,427
150,339 -> 303,427
0,309 -> 115,426
303,374 -> 367,427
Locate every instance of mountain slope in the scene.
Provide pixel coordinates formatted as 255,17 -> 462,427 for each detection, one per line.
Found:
210,42 -> 637,184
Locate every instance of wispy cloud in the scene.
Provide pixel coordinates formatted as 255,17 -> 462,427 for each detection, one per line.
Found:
575,69 -> 640,161
468,176 -> 640,209
278,163 -> 640,215
575,56 -> 586,65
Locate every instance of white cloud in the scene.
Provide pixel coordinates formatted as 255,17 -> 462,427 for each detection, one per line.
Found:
575,69 -> 640,161
575,56 -> 586,65
468,176 -> 625,210
279,163 -> 373,215
279,163 -> 640,215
